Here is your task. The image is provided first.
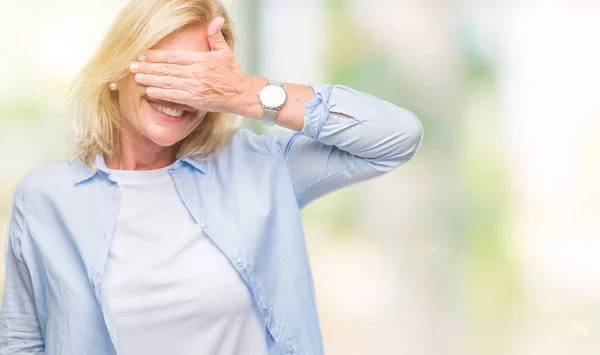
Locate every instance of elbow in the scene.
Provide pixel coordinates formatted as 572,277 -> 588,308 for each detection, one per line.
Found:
400,111 -> 424,161
390,110 -> 424,164
371,110 -> 424,170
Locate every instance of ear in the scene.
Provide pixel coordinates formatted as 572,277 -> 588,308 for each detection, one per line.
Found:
207,17 -> 230,52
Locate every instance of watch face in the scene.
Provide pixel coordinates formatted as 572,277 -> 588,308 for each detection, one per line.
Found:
259,84 -> 287,108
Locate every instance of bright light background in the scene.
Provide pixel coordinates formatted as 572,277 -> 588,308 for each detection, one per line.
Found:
1,1 -> 599,354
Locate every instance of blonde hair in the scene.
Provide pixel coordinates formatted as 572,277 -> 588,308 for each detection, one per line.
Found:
68,0 -> 239,167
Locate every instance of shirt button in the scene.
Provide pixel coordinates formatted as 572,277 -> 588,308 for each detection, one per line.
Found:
261,302 -> 269,310
178,181 -> 187,188
286,345 -> 294,352
200,221 -> 207,229
235,259 -> 244,267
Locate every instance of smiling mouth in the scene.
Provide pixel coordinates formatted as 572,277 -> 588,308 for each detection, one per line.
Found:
145,97 -> 196,120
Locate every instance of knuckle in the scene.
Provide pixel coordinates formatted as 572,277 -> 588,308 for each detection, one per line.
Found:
164,77 -> 175,87
159,64 -> 171,75
166,53 -> 177,64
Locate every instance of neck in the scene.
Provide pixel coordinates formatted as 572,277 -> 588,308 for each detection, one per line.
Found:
105,128 -> 176,171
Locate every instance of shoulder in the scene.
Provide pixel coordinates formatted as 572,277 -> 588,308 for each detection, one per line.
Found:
8,160 -> 72,235
194,128 -> 301,173
13,159 -> 77,205
229,127 -> 299,158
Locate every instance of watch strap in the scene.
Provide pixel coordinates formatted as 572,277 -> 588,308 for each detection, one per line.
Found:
262,107 -> 277,126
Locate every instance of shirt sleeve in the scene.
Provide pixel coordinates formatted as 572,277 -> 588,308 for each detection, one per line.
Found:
0,185 -> 46,354
281,84 -> 424,209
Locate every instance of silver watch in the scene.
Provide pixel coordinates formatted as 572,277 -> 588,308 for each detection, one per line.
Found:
258,80 -> 287,126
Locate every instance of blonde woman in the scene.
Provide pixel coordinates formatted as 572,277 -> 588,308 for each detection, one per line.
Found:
0,0 -> 423,354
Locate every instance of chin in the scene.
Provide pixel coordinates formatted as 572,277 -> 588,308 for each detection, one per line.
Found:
144,128 -> 188,147
140,98 -> 203,146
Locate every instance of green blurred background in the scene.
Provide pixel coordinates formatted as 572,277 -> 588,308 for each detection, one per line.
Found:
1,1 -> 599,354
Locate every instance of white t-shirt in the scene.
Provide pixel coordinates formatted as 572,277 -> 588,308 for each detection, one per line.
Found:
102,165 -> 268,355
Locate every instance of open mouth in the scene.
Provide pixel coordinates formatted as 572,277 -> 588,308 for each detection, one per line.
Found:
145,97 -> 196,121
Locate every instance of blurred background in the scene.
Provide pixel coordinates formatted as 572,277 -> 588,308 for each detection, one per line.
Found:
1,0 -> 599,354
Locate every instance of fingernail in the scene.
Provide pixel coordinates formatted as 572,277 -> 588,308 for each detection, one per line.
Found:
146,87 -> 154,95
217,17 -> 225,30
138,55 -> 146,62
135,73 -> 143,81
129,62 -> 139,72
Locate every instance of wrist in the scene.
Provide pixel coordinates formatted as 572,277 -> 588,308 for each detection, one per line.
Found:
235,76 -> 268,119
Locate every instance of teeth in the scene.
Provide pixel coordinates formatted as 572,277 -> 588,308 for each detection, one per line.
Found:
148,101 -> 184,117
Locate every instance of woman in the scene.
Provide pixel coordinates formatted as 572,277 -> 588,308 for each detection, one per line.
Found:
0,0 -> 422,354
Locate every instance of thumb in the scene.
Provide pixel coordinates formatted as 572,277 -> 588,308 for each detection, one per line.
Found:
207,17 -> 229,52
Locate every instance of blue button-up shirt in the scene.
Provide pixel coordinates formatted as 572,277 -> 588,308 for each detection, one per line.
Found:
0,84 -> 423,355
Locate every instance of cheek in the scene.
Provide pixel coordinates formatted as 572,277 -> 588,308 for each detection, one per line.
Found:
116,76 -> 145,120
173,114 -> 204,139
182,112 -> 208,135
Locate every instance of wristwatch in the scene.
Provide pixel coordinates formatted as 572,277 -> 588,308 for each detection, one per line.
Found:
258,80 -> 287,126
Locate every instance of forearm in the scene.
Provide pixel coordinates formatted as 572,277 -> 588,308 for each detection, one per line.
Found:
236,76 -> 349,131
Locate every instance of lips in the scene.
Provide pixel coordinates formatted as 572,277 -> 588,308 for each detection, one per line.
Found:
148,100 -> 186,117
145,98 -> 196,122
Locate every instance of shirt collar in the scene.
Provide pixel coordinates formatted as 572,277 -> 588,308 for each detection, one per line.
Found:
70,154 -> 209,184
180,155 -> 209,174
69,155 -> 106,185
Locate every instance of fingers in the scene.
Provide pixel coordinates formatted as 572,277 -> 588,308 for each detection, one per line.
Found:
207,17 -> 230,53
146,87 -> 194,103
134,73 -> 194,91
130,61 -> 188,78
138,50 -> 200,65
